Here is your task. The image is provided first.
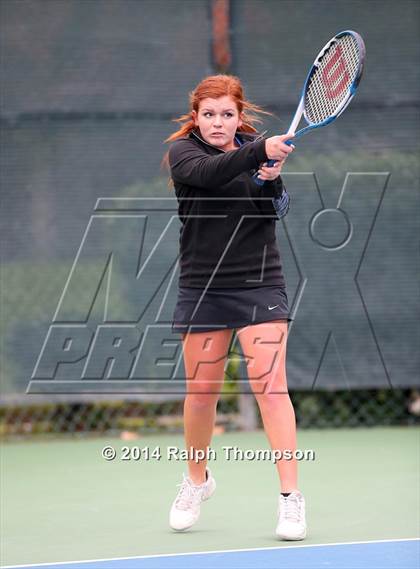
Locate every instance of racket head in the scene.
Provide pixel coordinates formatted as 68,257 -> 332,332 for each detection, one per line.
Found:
302,30 -> 366,128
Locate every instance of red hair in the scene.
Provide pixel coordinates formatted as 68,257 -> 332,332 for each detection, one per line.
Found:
165,74 -> 271,144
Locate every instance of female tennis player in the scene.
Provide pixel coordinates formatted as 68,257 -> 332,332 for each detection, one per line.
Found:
164,75 -> 306,540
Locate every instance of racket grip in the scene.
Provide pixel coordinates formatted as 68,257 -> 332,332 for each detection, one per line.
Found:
252,159 -> 276,186
252,138 -> 295,186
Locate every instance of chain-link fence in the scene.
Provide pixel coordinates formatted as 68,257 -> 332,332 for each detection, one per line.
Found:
1,389 -> 419,438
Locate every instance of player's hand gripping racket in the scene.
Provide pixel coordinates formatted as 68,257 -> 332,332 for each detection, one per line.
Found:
254,29 -> 366,185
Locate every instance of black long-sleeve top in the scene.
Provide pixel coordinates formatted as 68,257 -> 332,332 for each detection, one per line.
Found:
168,129 -> 288,289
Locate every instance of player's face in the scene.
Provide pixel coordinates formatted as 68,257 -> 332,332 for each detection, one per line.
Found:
192,96 -> 243,151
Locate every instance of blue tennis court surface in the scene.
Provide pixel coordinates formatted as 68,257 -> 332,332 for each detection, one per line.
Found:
6,539 -> 419,569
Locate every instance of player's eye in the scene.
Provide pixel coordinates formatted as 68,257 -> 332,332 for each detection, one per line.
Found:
203,112 -> 213,117
224,112 -> 234,118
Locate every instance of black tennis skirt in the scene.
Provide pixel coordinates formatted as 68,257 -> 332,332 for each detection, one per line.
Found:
172,285 -> 292,334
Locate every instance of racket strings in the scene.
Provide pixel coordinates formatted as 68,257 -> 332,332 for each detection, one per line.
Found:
305,34 -> 360,124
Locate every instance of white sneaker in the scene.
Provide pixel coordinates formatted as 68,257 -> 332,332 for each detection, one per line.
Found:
169,468 -> 216,531
276,490 -> 307,540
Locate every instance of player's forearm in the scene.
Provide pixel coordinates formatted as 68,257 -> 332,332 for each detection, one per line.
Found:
169,139 -> 268,188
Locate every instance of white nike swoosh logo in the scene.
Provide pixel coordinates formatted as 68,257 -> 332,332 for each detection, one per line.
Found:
268,305 -> 279,310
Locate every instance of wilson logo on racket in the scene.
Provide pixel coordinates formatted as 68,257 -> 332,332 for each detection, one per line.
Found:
322,45 -> 350,99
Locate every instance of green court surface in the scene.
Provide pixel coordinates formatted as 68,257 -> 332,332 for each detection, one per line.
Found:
1,427 -> 419,567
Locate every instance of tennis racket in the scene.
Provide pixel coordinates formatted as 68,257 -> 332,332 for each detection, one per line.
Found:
254,29 -> 366,185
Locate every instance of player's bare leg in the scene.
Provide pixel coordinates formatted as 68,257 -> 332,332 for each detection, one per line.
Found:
182,328 -> 232,484
236,319 -> 297,490
169,328 -> 232,531
236,319 -> 306,540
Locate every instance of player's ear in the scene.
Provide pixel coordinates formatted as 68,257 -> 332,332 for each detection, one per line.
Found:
237,113 -> 243,128
191,110 -> 198,126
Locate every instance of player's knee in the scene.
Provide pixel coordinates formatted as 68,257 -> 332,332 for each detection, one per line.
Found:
254,388 -> 290,409
185,391 -> 220,409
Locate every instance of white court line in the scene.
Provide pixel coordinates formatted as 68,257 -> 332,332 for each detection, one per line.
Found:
3,537 -> 419,569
